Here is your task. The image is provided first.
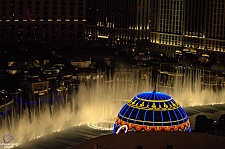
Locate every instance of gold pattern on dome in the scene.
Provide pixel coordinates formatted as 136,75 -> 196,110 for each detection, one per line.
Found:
151,103 -> 156,109
127,98 -> 180,111
140,102 -> 144,107
115,118 -> 190,132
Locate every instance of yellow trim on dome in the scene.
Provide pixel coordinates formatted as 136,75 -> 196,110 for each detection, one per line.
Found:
118,113 -> 188,124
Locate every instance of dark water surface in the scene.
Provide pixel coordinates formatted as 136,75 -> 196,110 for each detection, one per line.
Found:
15,125 -> 111,149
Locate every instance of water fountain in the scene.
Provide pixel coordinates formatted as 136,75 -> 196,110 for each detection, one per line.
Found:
0,68 -> 225,148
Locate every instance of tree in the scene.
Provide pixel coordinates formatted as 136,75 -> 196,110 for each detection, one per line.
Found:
194,115 -> 214,133
3,71 -> 21,94
216,114 -> 225,135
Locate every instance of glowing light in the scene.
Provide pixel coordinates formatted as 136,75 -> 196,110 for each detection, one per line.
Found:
116,125 -> 128,134
202,53 -> 209,57
98,35 -> 108,39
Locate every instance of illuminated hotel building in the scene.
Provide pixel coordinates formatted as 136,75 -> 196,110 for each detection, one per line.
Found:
87,0 -> 225,62
149,0 -> 185,56
86,0 -> 151,46
185,0 -> 225,63
0,0 -> 86,49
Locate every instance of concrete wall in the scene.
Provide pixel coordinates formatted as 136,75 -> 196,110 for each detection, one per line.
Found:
75,131 -> 225,149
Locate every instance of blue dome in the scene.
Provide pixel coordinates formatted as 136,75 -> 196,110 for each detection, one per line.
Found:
113,91 -> 191,133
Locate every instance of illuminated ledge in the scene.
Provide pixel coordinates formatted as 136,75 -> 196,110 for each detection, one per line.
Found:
98,35 -> 109,39
0,19 -> 85,22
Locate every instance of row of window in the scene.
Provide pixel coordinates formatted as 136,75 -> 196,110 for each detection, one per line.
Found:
1,38 -> 83,44
0,17 -> 84,22
2,0 -> 82,7
0,24 -> 83,31
0,10 -> 84,16
1,6 -> 84,12
3,31 -> 71,38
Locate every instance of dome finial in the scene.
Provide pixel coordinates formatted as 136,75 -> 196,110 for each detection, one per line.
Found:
153,83 -> 157,93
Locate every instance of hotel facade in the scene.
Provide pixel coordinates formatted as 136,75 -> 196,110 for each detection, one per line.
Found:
0,0 -> 86,49
86,0 -> 225,62
86,0 -> 151,46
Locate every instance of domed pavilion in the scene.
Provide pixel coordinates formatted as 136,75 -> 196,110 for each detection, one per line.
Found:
113,90 -> 191,134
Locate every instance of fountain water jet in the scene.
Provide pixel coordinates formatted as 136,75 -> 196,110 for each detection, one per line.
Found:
0,68 -> 225,146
